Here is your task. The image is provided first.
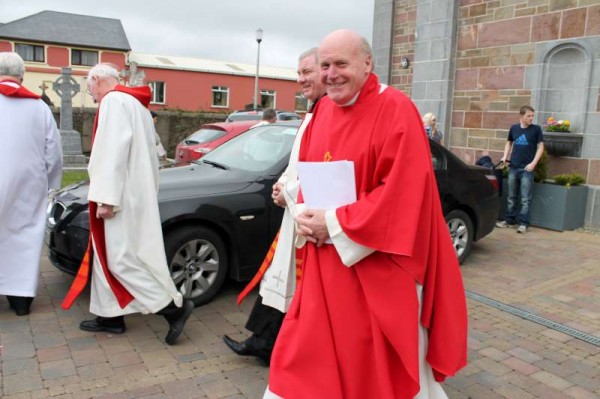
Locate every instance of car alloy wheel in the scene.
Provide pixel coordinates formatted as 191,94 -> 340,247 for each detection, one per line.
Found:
165,226 -> 228,306
445,209 -> 474,264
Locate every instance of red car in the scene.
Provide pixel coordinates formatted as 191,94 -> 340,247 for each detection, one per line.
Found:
175,120 -> 257,164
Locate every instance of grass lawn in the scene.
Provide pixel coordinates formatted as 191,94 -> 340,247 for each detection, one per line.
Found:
62,170 -> 88,188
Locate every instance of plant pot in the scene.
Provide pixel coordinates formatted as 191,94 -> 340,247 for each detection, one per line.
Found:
499,179 -> 588,231
543,132 -> 583,157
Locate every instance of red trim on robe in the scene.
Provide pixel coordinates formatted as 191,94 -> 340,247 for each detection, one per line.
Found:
0,80 -> 41,99
62,85 -> 151,309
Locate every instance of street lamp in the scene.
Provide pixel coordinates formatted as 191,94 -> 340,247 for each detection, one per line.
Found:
253,28 -> 263,109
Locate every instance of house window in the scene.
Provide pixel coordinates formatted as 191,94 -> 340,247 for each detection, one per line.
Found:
148,81 -> 166,104
212,86 -> 229,108
295,92 -> 308,113
261,90 -> 276,109
71,49 -> 98,66
15,43 -> 44,62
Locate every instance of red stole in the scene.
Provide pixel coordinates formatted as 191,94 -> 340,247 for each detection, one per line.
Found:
62,85 -> 152,310
0,80 -> 41,99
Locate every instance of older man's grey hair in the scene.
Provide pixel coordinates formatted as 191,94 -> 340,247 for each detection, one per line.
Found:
87,63 -> 120,85
0,52 -> 25,79
299,47 -> 318,63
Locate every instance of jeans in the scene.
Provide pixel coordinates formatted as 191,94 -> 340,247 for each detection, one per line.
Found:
506,168 -> 533,226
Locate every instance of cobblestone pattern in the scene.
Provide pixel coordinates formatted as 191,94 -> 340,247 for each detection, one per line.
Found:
1,227 -> 599,398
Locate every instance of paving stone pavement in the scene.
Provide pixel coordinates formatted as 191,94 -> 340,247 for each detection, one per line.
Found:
1,227 -> 599,398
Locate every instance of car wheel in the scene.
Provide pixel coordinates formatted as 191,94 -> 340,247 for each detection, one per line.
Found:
445,209 -> 473,264
165,226 -> 228,306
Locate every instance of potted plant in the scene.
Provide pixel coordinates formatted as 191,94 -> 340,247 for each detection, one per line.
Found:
528,173 -> 588,231
498,151 -> 588,231
542,116 -> 583,157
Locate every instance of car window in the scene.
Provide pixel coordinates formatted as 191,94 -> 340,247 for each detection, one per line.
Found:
277,113 -> 302,121
184,128 -> 226,144
228,113 -> 261,122
203,125 -> 297,172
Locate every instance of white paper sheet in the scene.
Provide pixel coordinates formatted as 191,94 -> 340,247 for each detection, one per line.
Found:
296,161 -> 356,210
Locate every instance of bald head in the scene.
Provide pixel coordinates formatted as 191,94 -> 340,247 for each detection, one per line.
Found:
318,29 -> 373,105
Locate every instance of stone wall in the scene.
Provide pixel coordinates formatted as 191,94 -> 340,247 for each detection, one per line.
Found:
391,0 -> 417,96
51,108 -> 225,157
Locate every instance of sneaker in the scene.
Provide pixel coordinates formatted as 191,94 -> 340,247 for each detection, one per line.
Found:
496,220 -> 513,228
517,225 -> 527,234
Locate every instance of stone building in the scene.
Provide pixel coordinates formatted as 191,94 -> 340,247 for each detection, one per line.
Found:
373,0 -> 600,229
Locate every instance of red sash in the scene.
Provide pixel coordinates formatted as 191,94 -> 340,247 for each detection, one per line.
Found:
62,85 -> 151,309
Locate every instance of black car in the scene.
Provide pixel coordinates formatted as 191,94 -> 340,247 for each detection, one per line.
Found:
46,122 -> 499,305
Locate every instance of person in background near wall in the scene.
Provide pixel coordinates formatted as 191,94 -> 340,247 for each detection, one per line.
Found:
263,30 -> 467,399
252,108 -> 277,128
423,112 -> 443,144
496,105 -> 544,234
224,47 -> 327,364
0,52 -> 63,316
150,111 -> 168,163
61,64 -> 194,344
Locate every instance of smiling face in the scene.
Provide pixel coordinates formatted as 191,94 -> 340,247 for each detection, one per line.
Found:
318,30 -> 373,105
297,53 -> 324,102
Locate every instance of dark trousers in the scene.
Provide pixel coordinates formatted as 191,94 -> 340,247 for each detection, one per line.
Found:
245,295 -> 285,352
6,295 -> 33,311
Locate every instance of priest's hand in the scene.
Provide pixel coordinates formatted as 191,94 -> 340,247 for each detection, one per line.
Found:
96,204 -> 115,219
296,209 -> 329,247
272,182 -> 286,208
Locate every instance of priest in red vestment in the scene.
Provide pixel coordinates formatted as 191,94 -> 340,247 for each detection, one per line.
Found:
263,30 -> 468,399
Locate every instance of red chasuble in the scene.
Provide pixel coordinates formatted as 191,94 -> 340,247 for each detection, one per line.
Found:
268,74 -> 468,399
62,85 -> 151,310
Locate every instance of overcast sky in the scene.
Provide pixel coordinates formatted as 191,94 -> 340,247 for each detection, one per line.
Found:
1,0 -> 375,69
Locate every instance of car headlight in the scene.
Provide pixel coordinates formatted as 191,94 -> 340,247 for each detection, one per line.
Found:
70,210 -> 90,229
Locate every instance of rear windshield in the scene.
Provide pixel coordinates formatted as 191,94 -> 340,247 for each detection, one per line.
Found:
183,128 -> 226,145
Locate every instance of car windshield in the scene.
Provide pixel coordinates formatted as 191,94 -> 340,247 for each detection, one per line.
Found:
201,124 -> 298,172
183,128 -> 226,145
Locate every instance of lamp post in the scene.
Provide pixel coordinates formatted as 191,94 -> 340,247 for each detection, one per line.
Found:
253,28 -> 263,109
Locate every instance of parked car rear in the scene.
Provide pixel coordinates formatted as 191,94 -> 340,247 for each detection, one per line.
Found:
174,120 -> 256,164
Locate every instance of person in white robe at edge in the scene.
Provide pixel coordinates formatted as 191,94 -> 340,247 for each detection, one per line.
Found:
78,64 -> 194,344
0,52 -> 63,316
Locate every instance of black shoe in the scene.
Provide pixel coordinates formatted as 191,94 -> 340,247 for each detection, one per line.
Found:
6,296 -> 33,316
80,316 -> 126,334
223,334 -> 271,364
165,299 -> 194,345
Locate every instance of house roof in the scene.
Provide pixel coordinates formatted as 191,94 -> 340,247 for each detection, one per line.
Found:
0,11 -> 130,51
129,52 -> 297,81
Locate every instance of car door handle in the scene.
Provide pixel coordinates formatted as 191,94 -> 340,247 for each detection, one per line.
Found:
239,215 -> 255,221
